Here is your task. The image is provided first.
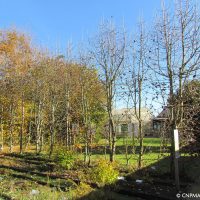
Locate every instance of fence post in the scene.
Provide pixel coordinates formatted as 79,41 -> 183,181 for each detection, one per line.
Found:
174,129 -> 180,191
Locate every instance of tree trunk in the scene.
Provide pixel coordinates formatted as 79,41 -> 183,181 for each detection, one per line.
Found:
35,100 -> 43,154
65,87 -> 70,148
138,121 -> 143,168
20,94 -> 25,154
9,103 -> 14,153
169,77 -> 175,176
137,75 -> 143,169
39,129 -> 43,153
0,106 -> 4,151
84,139 -> 89,163
25,108 -> 33,150
49,102 -> 55,157
109,117 -> 116,162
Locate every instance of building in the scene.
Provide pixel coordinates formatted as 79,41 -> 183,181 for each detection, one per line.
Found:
112,108 -> 153,137
152,107 -> 169,135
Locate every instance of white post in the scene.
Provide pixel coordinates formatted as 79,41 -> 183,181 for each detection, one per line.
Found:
174,129 -> 180,191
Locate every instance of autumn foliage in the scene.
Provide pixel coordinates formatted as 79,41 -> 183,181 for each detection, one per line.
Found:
0,29 -> 106,155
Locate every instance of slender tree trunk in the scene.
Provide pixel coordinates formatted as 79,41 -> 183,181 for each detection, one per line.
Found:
66,116 -> 69,147
36,123 -> 40,153
138,79 -> 143,169
49,102 -> 55,157
109,117 -> 116,162
170,106 -> 175,177
20,94 -> 25,154
25,108 -> 33,150
132,125 -> 135,151
108,123 -> 111,149
138,121 -> 143,168
39,129 -> 43,153
65,87 -> 70,148
169,77 -> 175,176
84,129 -> 89,164
9,103 -> 14,153
35,100 -> 42,154
125,136 -> 132,166
0,106 -> 4,151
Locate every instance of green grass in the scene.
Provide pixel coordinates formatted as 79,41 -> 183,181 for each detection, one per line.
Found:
0,175 -> 75,200
116,137 -> 162,146
98,137 -> 169,147
85,152 -> 170,166
0,137 -> 199,200
77,137 -> 170,167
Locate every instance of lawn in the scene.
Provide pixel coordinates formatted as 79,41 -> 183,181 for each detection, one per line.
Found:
116,137 -> 163,146
78,137 -> 170,167
98,137 -> 169,147
89,152 -> 170,166
1,137 -> 199,200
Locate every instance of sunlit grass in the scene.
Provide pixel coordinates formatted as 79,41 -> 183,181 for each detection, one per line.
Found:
98,137 -> 170,147
87,152 -> 170,166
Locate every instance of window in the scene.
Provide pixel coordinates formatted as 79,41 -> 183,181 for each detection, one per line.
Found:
121,124 -> 128,132
153,122 -> 161,130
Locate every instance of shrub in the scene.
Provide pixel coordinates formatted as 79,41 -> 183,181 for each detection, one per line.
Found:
90,159 -> 119,186
55,150 -> 75,170
73,182 -> 93,199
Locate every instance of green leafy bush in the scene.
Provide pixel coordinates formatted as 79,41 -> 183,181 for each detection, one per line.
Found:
90,159 -> 119,186
55,150 -> 75,170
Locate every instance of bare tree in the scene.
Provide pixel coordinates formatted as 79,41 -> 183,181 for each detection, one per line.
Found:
126,21 -> 149,168
91,20 -> 126,162
150,0 -> 200,174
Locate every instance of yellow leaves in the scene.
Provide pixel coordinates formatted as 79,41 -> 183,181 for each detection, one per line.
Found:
89,143 -> 97,148
74,143 -> 82,150
0,29 -> 32,77
0,31 -> 18,54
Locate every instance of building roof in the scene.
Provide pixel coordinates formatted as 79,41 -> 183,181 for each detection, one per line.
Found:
112,108 -> 152,123
153,106 -> 169,120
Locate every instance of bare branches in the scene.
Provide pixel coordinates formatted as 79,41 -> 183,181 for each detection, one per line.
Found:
90,20 -> 126,162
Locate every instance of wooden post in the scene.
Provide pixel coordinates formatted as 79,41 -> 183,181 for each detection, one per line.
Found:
174,129 -> 180,191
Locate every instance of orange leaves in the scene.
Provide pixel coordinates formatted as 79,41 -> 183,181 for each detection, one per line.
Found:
74,143 -> 82,150
0,29 -> 32,77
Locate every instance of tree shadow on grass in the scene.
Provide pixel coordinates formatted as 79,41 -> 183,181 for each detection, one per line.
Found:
1,149 -> 200,200
5,152 -> 51,162
77,155 -> 200,200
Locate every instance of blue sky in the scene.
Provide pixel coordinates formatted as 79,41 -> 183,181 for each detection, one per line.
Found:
0,0 -> 198,113
0,0 -> 174,53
